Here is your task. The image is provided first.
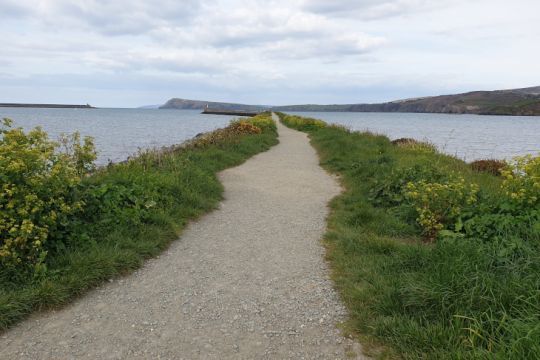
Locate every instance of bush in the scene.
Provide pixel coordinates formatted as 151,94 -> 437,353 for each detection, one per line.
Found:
0,119 -> 96,273
402,154 -> 539,244
399,140 -> 437,153
501,154 -> 540,208
278,113 -> 327,131
229,120 -> 262,134
79,182 -> 157,233
470,159 -> 506,176
370,149 -> 539,244
405,177 -> 479,241
248,114 -> 277,132
183,118 -> 274,149
370,164 -> 448,208
391,137 -> 418,146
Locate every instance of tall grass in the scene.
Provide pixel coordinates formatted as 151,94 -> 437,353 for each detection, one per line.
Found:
278,112 -> 540,359
0,114 -> 278,331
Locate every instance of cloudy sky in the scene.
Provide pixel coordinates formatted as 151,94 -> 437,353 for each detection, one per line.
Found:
1,0 -> 539,107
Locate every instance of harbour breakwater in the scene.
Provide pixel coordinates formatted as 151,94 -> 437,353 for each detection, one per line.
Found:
0,103 -> 94,109
202,108 -> 260,117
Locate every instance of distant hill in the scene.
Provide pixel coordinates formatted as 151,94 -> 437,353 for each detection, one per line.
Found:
273,86 -> 540,116
159,98 -> 269,112
158,86 -> 540,116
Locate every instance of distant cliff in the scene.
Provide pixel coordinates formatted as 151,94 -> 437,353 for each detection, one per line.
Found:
160,98 -> 268,112
273,86 -> 540,116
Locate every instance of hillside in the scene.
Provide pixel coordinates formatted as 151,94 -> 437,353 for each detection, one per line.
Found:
273,86 -> 540,116
159,98 -> 268,112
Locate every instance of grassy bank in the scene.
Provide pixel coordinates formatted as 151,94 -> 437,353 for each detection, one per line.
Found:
278,113 -> 539,359
0,114 -> 277,331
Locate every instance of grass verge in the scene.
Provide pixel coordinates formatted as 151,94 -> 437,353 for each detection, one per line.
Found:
0,114 -> 277,331
278,112 -> 539,359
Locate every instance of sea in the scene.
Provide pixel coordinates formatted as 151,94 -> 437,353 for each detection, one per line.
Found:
1,107 -> 539,165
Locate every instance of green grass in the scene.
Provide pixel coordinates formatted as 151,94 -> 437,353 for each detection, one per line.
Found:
278,113 -> 540,359
0,114 -> 278,331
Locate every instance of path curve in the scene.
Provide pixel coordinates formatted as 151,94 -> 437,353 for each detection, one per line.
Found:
0,114 -> 366,359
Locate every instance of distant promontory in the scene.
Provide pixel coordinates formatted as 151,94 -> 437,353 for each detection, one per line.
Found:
159,98 -> 268,112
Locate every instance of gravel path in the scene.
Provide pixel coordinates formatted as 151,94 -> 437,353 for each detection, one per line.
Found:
0,114 -> 366,359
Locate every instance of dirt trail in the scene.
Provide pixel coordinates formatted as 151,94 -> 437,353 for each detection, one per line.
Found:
0,114 -> 366,359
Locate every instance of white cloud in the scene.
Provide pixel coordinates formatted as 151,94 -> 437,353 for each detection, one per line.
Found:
302,0 -> 457,19
1,0 -> 539,107
264,33 -> 386,59
0,0 -> 202,34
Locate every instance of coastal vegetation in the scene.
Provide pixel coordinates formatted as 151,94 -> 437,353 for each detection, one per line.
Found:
278,113 -> 540,358
0,114 -> 277,330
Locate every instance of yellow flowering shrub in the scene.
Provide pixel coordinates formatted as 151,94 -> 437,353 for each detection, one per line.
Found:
401,153 -> 539,243
185,115 -> 275,149
0,118 -> 96,271
500,154 -> 540,207
249,115 -> 276,132
229,120 -> 262,135
279,114 -> 327,131
406,177 -> 479,241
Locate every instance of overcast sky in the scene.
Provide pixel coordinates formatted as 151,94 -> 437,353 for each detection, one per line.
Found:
1,0 -> 539,107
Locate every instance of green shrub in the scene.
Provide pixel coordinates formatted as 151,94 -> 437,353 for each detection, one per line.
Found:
405,177 -> 479,241
370,164 -> 448,208
80,182 -> 157,232
0,119 -> 96,272
370,148 -> 539,245
470,159 -> 506,176
401,154 -> 540,244
501,154 -> 540,208
247,113 -> 276,132
391,137 -> 418,146
278,113 -> 327,131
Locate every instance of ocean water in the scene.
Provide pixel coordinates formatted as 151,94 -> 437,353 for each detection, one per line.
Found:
1,107 -> 538,163
0,108 -> 235,165
294,111 -> 540,161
